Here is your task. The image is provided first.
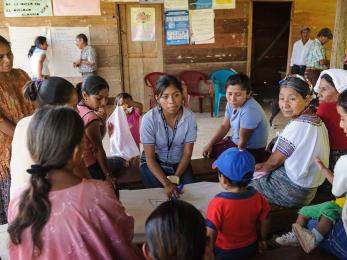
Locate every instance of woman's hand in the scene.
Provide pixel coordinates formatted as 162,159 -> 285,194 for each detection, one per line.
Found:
202,144 -> 213,158
314,156 -> 326,171
164,182 -> 179,199
255,163 -> 264,171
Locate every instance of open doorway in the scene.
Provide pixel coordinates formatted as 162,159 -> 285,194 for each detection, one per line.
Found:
250,1 -> 292,96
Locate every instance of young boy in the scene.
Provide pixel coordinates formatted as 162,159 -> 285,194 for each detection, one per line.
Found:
206,148 -> 270,259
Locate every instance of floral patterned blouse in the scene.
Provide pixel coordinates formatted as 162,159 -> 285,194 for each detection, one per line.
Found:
0,69 -> 36,171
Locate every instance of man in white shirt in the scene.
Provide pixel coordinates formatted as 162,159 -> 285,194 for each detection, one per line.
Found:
290,27 -> 312,76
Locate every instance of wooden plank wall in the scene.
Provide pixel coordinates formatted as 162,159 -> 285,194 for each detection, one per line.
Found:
163,0 -> 249,77
0,1 -> 122,97
288,0 -> 337,71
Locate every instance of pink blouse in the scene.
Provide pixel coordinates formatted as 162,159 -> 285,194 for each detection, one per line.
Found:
8,179 -> 142,260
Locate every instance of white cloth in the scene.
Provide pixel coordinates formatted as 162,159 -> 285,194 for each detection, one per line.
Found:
290,39 -> 313,66
273,114 -> 330,188
107,106 -> 139,161
29,48 -> 50,77
332,155 -> 347,233
314,69 -> 347,93
9,116 -> 33,198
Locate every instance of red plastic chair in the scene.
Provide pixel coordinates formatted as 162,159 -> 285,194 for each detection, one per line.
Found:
144,72 -> 167,109
179,70 -> 213,117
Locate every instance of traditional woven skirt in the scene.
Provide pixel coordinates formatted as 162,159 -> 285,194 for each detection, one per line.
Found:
252,166 -> 317,208
0,167 -> 10,224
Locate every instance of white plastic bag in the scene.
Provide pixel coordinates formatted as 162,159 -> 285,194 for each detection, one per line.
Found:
107,106 -> 139,160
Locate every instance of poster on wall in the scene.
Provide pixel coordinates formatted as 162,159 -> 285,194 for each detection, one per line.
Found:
52,0 -> 100,16
189,0 -> 212,10
131,8 -> 156,41
164,0 -> 188,11
190,9 -> 215,44
165,10 -> 189,46
213,0 -> 235,9
4,0 -> 53,17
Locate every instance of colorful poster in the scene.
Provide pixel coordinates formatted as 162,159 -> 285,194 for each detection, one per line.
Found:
164,0 -> 188,11
52,0 -> 100,16
189,0 -> 212,9
4,0 -> 53,17
190,9 -> 215,44
131,8 -> 155,42
165,11 -> 189,46
213,0 -> 235,9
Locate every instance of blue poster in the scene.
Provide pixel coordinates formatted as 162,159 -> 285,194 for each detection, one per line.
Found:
189,0 -> 212,9
165,11 -> 190,46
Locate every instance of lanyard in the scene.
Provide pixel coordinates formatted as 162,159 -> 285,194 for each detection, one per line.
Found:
159,108 -> 181,163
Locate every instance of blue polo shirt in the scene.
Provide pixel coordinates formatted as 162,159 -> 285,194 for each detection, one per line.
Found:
225,97 -> 269,149
140,107 -> 197,164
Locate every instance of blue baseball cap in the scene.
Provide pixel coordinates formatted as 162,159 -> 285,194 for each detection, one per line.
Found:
212,148 -> 255,182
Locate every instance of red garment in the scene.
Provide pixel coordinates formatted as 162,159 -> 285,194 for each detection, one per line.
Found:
126,107 -> 141,145
316,102 -> 347,150
206,188 -> 270,250
77,104 -> 105,167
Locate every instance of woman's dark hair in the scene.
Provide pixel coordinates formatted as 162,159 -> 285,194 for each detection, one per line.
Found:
76,75 -> 109,102
76,33 -> 88,44
226,73 -> 252,94
24,76 -> 75,106
8,106 -> 84,255
115,92 -> 133,105
155,75 -> 183,97
338,89 -> 347,113
28,36 -> 47,58
280,75 -> 311,99
0,35 -> 10,47
145,200 -> 207,260
320,74 -> 335,88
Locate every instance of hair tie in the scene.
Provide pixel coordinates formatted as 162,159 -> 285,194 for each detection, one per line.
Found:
26,164 -> 48,177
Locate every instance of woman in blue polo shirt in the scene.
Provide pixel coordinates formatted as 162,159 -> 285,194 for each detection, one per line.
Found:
140,75 -> 197,199
203,73 -> 269,163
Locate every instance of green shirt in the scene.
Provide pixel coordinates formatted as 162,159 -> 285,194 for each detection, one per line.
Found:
305,38 -> 327,70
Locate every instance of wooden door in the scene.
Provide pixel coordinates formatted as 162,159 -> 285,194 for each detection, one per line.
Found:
119,3 -> 164,111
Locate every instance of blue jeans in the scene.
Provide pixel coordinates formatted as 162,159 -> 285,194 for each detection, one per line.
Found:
307,219 -> 347,259
140,162 -> 193,188
214,242 -> 257,260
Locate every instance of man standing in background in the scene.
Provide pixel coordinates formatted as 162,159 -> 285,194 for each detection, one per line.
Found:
305,28 -> 333,86
290,27 -> 312,76
73,33 -> 97,81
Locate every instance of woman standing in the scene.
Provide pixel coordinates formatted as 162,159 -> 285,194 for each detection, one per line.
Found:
0,35 -> 36,224
202,74 -> 269,163
28,36 -> 49,80
253,75 -> 330,208
140,75 -> 197,199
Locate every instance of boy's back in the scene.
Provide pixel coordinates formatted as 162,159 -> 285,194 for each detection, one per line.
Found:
206,187 -> 270,250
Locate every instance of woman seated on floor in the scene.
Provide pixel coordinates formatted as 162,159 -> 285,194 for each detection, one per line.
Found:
253,75 -> 330,208
314,68 -> 347,170
202,73 -> 269,163
140,75 -> 197,199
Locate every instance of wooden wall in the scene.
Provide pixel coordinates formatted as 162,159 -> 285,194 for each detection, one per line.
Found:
288,0 -> 337,71
163,0 -> 249,77
0,1 -> 122,97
